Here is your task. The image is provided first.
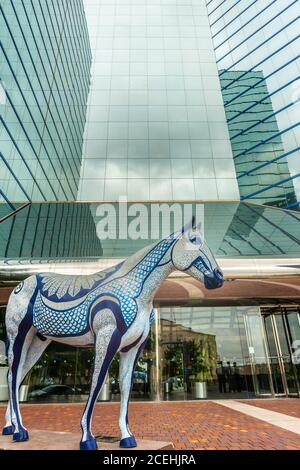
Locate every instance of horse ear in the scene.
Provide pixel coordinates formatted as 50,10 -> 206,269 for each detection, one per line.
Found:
181,217 -> 195,234
196,220 -> 202,232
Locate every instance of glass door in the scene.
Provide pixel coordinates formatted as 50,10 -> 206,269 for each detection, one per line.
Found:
262,307 -> 300,397
264,314 -> 286,395
286,310 -> 300,387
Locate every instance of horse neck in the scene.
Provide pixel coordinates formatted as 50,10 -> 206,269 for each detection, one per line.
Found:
123,237 -> 176,302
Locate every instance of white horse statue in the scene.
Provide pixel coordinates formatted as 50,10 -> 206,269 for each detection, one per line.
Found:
2,219 -> 223,450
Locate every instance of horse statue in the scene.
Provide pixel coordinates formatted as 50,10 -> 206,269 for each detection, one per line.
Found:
2,219 -> 223,450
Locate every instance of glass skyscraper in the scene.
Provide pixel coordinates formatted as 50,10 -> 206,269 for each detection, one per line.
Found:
1,0 -> 299,207
0,0 -> 91,208
207,0 -> 300,208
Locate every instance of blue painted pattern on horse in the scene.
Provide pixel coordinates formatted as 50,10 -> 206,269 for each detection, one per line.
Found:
33,292 -> 90,337
33,237 -> 175,337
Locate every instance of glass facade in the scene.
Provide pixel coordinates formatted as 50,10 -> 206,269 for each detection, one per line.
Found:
158,306 -> 273,399
1,201 -> 300,260
0,0 -> 92,210
2,303 -> 299,401
220,71 -> 297,208
78,0 -> 240,201
207,0 -> 300,208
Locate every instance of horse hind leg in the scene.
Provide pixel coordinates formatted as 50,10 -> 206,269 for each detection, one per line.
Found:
119,339 -> 147,448
3,334 -> 51,436
80,324 -> 121,450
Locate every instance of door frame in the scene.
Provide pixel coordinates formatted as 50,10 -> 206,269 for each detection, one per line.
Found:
262,306 -> 300,398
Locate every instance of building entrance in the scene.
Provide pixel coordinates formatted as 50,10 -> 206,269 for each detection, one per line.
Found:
158,306 -> 273,400
262,307 -> 300,397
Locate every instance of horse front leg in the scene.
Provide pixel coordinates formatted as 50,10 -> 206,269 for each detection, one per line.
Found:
80,326 -> 121,450
118,339 -> 147,448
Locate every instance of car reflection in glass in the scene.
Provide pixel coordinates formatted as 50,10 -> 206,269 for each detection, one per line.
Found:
29,384 -> 83,400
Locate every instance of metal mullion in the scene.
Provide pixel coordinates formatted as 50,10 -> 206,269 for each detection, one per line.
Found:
50,0 -> 88,117
0,151 -> 32,203
234,214 -> 285,255
283,201 -> 300,209
226,64 -> 300,116
1,121 -> 47,200
64,5 -> 90,114
271,315 -> 289,396
224,238 -> 243,255
230,101 -> 297,142
76,0 -> 93,66
74,0 -> 93,64
32,0 -> 85,144
210,0 -> 245,28
36,0 -> 85,167
19,203 -> 31,258
67,202 -> 76,257
244,203 -> 300,246
216,0 -> 298,63
40,203 -> 51,258
282,311 -> 300,397
220,32 -> 300,88
0,202 -> 30,225
242,173 -> 300,200
238,147 -> 300,179
207,0 -> 228,17
49,203 -> 59,258
20,1 -> 84,165
212,0 -> 257,35
206,0 -> 215,8
67,0 -> 92,95
1,44 -> 74,200
0,189 -> 16,211
1,109 -> 57,201
229,226 -> 262,255
234,121 -> 300,160
214,0 -> 277,49
31,204 -> 42,258
46,0 -> 87,118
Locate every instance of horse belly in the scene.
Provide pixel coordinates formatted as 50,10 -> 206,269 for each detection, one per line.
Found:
45,332 -> 94,348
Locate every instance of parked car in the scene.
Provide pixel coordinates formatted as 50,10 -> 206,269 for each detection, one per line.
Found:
29,384 -> 82,399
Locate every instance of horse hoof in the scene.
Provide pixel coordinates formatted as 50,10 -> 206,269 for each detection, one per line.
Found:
80,437 -> 98,450
13,428 -> 29,442
120,436 -> 137,448
2,425 -> 14,436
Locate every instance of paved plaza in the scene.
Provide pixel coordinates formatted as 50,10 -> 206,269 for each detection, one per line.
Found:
1,399 -> 300,450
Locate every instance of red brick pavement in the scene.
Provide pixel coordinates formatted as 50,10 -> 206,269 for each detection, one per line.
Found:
241,399 -> 300,419
1,401 -> 300,450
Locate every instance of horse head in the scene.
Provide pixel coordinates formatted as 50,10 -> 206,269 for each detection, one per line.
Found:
171,218 -> 224,290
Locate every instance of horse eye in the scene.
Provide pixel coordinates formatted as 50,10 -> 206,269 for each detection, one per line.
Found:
189,236 -> 197,244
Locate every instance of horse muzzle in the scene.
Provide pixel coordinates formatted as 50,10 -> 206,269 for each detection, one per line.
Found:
204,268 -> 224,290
